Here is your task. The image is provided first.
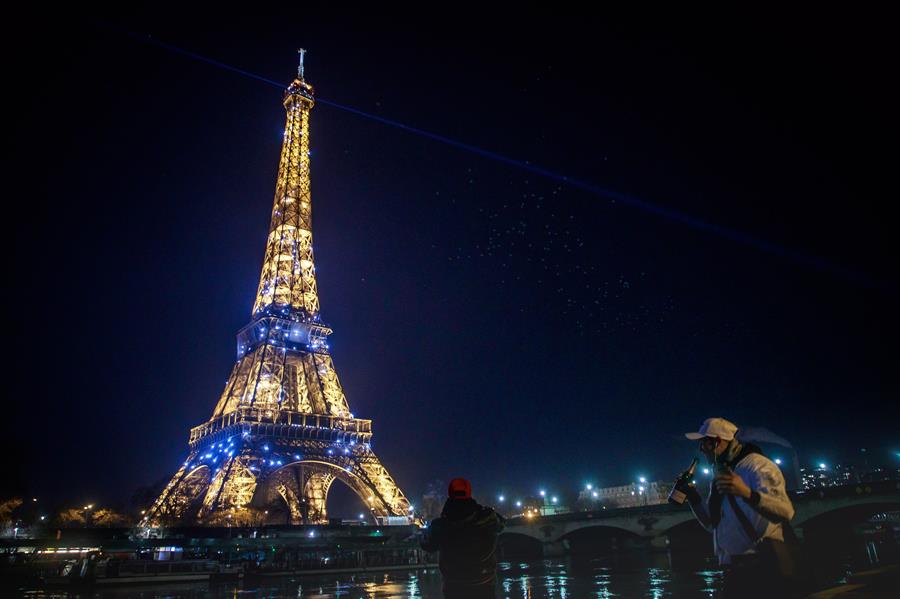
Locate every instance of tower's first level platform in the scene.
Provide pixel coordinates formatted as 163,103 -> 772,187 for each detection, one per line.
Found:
189,407 -> 372,450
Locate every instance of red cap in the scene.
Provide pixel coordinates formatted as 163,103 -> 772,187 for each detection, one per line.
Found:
448,478 -> 472,499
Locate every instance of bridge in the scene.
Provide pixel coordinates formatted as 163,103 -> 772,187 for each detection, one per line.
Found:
502,481 -> 900,555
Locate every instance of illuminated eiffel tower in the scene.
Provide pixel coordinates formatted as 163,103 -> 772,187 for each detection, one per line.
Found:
146,51 -> 412,526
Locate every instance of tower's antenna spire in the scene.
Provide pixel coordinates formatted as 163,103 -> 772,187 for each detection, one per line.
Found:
297,48 -> 306,81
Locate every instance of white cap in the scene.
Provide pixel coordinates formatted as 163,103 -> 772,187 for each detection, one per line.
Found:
685,417 -> 738,441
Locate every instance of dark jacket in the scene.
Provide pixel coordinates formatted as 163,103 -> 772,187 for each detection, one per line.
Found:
420,498 -> 504,594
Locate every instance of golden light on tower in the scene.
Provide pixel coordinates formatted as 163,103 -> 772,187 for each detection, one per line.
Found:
146,52 -> 412,527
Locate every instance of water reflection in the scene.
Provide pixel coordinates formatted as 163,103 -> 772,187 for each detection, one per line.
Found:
697,569 -> 723,597
11,558 -> 727,598
495,555 -> 723,599
647,566 -> 670,598
593,566 -> 614,598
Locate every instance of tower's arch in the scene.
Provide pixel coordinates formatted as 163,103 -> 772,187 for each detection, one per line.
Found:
253,459 -> 404,524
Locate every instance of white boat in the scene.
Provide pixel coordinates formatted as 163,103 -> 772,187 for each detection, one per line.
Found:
93,558 -> 218,584
47,554 -> 227,585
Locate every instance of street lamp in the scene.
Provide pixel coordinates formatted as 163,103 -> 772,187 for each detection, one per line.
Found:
82,505 -> 94,527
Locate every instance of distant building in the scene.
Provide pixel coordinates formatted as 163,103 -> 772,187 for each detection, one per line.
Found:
538,504 -> 569,516
578,481 -> 671,509
800,465 -> 835,490
800,462 -> 900,490
508,496 -> 569,518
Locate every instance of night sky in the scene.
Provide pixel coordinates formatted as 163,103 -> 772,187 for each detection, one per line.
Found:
7,13 -> 898,514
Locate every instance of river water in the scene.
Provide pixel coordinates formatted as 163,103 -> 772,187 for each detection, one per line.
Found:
12,539 -> 893,599
12,554 -> 730,598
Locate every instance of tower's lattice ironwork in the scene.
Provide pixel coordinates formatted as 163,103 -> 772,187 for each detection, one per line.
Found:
146,53 -> 412,526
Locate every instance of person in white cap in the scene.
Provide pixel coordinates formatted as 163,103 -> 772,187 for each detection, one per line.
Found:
683,417 -> 796,598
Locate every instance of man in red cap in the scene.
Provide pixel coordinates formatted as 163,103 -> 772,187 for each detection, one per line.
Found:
420,477 -> 504,598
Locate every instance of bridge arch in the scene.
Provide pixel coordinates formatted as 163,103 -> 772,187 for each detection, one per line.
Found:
558,524 -> 645,553
498,532 -> 545,559
795,493 -> 900,528
798,500 -> 900,531
659,517 -> 712,554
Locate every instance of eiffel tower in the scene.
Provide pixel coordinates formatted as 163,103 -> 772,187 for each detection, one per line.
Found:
146,51 -> 412,526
